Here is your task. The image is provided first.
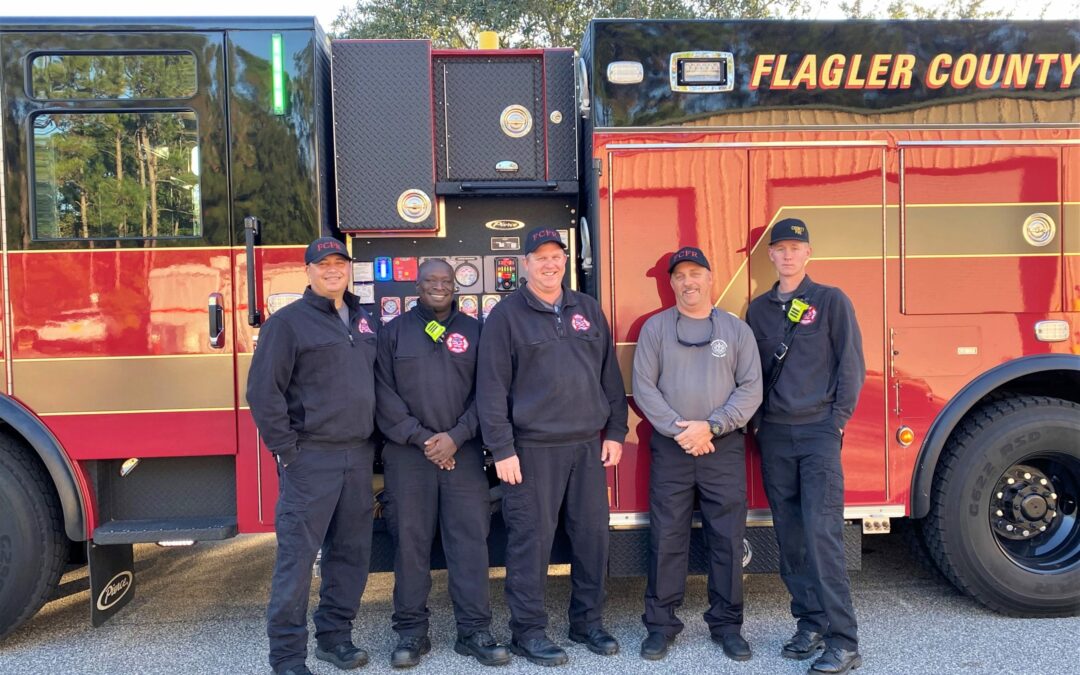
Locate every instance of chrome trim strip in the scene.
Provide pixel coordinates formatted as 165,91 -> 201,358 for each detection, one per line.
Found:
594,123 -> 1080,133
611,505 -> 906,529
606,141 -> 888,149
898,139 -> 1080,146
0,81 -> 12,395
881,153 -> 890,499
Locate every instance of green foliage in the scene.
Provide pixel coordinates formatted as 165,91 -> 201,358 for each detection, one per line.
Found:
332,0 -> 810,47
838,0 -> 1010,19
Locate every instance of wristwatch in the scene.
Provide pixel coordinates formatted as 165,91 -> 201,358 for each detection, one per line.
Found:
708,421 -> 724,437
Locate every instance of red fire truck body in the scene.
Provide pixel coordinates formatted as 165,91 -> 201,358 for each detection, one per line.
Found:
0,16 -> 1078,639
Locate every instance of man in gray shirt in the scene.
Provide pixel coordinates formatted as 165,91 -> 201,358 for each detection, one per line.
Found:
633,247 -> 762,663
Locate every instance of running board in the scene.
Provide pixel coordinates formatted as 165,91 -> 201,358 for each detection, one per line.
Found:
92,517 -> 237,545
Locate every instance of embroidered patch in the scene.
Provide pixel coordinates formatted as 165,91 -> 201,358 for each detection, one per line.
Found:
710,338 -> 728,358
571,313 -> 591,332
357,317 -> 375,334
446,333 -> 469,354
799,306 -> 818,326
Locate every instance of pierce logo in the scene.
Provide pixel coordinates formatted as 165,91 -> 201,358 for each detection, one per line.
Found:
485,219 -> 525,231
97,571 -> 133,611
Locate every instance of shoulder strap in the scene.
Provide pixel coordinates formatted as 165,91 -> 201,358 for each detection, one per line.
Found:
761,284 -> 818,404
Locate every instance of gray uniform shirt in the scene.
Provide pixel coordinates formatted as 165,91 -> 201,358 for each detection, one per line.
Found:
632,307 -> 763,438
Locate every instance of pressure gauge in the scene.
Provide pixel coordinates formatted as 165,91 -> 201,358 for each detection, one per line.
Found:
455,263 -> 480,288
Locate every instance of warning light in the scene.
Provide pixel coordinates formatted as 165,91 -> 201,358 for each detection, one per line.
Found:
271,33 -> 286,115
374,256 -> 393,282
897,426 -> 916,447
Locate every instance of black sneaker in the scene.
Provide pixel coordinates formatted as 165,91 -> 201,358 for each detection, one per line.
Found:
314,641 -> 369,670
454,630 -> 512,666
390,635 -> 431,669
509,635 -> 568,667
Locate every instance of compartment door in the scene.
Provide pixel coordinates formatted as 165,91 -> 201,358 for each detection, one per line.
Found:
901,145 -> 1062,315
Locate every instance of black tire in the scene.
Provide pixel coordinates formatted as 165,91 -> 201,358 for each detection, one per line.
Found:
924,395 -> 1080,617
0,435 -> 67,640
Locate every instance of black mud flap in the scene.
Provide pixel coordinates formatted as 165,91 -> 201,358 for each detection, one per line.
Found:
88,541 -> 135,627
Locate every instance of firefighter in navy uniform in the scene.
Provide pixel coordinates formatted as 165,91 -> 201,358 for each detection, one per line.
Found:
746,219 -> 866,675
247,237 -> 378,675
374,259 -> 511,669
477,227 -> 629,667
633,247 -> 762,662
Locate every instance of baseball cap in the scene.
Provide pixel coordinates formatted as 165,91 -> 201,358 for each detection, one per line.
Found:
769,218 -> 810,244
667,246 -> 711,274
304,237 -> 352,264
524,227 -> 567,255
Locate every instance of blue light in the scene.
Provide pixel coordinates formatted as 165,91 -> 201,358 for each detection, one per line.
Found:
374,256 -> 393,282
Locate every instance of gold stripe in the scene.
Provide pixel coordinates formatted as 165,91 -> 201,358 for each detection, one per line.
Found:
37,407 -> 234,417
14,357 -> 234,414
13,353 -> 233,363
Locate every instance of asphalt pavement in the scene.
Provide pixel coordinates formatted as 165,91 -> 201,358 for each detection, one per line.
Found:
1,527 -> 1078,674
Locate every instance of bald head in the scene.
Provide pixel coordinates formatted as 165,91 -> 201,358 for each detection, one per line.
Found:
418,258 -> 453,279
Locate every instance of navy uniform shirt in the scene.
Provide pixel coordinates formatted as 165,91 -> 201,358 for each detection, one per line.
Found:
374,301 -> 481,449
477,283 -> 629,461
246,287 -> 378,466
746,275 -> 865,428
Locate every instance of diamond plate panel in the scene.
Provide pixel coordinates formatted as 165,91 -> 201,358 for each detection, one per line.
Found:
332,40 -> 436,231
434,57 -> 544,181
544,49 -> 578,182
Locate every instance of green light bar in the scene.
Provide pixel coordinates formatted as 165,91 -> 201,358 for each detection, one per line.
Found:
271,33 -> 285,115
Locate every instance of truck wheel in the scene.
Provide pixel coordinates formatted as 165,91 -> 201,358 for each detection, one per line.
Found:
0,437 -> 67,640
924,395 -> 1080,617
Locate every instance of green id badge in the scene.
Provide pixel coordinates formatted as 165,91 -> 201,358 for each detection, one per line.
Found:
425,320 -> 447,342
787,298 -> 809,323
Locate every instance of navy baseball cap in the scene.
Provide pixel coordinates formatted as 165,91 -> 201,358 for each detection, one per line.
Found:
524,227 -> 567,255
304,237 -> 352,264
668,246 -> 711,274
770,218 -> 810,244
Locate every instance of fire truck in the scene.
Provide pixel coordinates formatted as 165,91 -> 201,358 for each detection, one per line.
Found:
1,15 -> 1078,639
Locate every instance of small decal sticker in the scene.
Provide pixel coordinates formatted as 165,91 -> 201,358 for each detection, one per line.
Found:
571,314 -> 591,332
357,317 -> 375,334
799,306 -> 818,325
446,333 -> 469,354
710,339 -> 728,358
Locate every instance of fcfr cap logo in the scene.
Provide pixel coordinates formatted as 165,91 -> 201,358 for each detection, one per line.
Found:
791,225 -> 805,235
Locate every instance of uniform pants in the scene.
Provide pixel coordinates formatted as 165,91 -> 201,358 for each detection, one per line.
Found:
382,440 -> 492,638
267,445 -> 374,672
756,420 -> 858,651
643,431 -> 747,637
501,440 -> 609,641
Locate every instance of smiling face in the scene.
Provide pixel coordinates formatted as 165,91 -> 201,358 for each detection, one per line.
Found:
523,241 -> 567,299
669,261 -> 713,315
416,259 -> 455,317
767,240 -> 813,281
306,253 -> 350,300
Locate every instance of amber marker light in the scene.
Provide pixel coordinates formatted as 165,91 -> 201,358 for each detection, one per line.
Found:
897,426 -> 916,447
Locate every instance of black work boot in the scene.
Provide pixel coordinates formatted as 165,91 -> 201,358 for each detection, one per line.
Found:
275,665 -> 314,675
713,632 -> 752,661
314,641 -> 369,670
640,632 -> 674,661
568,627 -> 619,656
810,647 -> 863,674
509,635 -> 568,667
390,635 -> 431,669
454,629 -> 512,666
782,629 -> 825,660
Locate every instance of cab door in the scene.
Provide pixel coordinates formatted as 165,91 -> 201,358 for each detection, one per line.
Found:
1,31 -> 237,464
